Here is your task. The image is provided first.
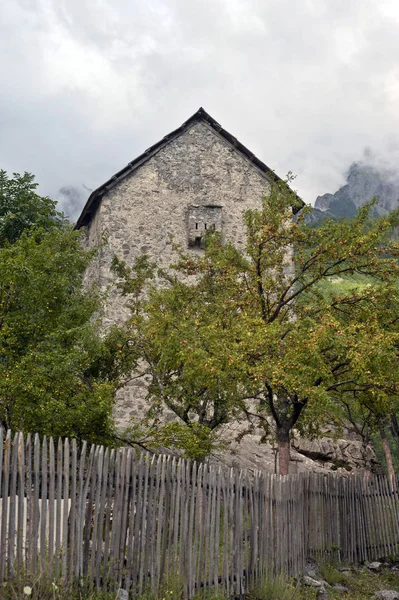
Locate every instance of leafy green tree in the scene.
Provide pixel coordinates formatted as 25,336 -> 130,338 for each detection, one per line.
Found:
0,224 -> 128,445
111,255 -> 243,460
116,179 -> 399,473
313,274 -> 399,483
0,170 -> 65,246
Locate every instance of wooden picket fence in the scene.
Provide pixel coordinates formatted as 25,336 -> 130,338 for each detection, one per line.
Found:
1,430 -> 399,597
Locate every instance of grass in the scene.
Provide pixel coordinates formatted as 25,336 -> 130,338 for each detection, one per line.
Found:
249,570 -> 302,600
302,564 -> 399,600
1,566 -> 399,600
325,567 -> 399,599
319,563 -> 349,587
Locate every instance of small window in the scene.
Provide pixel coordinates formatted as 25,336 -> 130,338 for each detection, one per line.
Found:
187,205 -> 223,249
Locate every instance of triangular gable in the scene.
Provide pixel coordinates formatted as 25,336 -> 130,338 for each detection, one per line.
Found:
75,107 -> 302,228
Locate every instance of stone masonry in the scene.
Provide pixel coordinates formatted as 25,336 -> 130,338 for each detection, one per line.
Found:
77,109 -> 279,428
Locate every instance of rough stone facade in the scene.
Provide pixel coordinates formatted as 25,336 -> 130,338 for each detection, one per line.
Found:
79,112 -> 274,427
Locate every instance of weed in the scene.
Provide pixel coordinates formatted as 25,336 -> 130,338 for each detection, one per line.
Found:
249,570 -> 302,600
319,563 -> 347,586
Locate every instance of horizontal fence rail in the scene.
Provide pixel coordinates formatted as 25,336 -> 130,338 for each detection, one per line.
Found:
0,430 -> 399,596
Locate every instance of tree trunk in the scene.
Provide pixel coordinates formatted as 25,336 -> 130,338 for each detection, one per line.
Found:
277,427 -> 290,476
379,419 -> 396,490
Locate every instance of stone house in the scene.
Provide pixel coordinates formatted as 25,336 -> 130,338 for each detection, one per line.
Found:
76,107 -> 299,429
75,108 -> 377,474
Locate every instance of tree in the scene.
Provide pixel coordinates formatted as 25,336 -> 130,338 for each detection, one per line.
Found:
116,179 -> 399,473
0,221 -> 132,445
0,170 -> 65,246
111,255 -> 244,460
314,273 -> 399,485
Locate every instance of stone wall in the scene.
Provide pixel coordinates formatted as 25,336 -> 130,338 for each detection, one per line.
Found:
83,120 -> 270,427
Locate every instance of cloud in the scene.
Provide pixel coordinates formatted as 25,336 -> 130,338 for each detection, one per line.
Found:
1,0 -> 399,216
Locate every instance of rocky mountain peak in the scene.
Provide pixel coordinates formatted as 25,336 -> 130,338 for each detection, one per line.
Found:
313,161 -> 399,219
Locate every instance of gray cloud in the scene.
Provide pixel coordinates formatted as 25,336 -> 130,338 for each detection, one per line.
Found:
1,0 -> 399,218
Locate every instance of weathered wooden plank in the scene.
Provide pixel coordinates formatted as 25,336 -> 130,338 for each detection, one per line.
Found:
186,461 -> 198,598
25,433 -> 33,572
362,474 -> 374,561
192,463 -> 202,593
54,438 -> 63,576
68,439 -> 78,583
48,437 -> 55,568
177,457 -> 187,584
75,440 -> 87,578
150,454 -> 163,591
90,444 -> 104,585
7,433 -> 18,578
82,444 -> 96,579
236,470 -> 244,595
138,454 -> 150,594
143,455 -> 156,592
166,457 -> 177,572
213,466 -> 222,595
118,449 -> 133,587
17,432 -> 25,569
0,431 -> 11,579
197,462 -> 208,591
130,453 -> 144,594
40,436 -> 48,573
172,458 -> 182,576
110,448 -> 123,582
30,434 -> 41,574
376,475 -> 389,559
228,468 -> 235,592
179,459 -> 190,595
287,476 -> 293,574
102,448 -> 115,584
62,438 -> 70,579
339,476 -> 347,562
207,466 -> 217,593
124,450 -> 137,593
355,476 -> 366,563
95,446 -> 109,588
154,455 -> 166,591
159,455 -> 172,589
386,473 -> 399,554
220,466 -> 229,596
248,471 -> 257,585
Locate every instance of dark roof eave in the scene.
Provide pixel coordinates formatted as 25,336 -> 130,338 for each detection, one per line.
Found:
75,107 -> 303,229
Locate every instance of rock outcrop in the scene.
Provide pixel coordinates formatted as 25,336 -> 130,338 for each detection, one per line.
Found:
215,422 -> 380,475
309,162 -> 399,224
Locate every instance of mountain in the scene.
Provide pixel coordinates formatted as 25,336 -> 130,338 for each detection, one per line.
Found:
57,185 -> 86,222
309,162 -> 399,223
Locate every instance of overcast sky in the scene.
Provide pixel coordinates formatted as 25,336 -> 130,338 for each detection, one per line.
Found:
1,0 -> 399,219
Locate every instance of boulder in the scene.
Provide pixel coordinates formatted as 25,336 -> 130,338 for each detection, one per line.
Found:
368,561 -> 383,571
302,575 -> 325,588
333,584 -> 350,594
373,592 -> 399,600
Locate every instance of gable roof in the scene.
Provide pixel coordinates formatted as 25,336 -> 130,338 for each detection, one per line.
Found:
75,107 -> 303,229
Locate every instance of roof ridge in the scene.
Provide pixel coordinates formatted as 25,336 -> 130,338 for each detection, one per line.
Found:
75,108 -> 302,228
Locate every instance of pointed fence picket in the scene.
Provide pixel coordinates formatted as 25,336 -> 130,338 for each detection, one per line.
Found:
0,430 -> 399,597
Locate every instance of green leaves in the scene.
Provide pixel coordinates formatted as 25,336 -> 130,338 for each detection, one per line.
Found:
0,223 -> 121,445
0,170 -> 66,246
